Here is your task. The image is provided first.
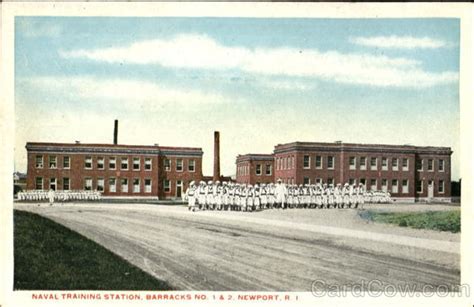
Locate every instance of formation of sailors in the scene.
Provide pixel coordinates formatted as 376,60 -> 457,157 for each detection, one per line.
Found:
184,179 -> 392,212
17,190 -> 101,202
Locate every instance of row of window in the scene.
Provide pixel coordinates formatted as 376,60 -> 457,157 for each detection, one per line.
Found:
348,156 -> 410,171
35,155 -> 71,169
35,177 -> 72,191
35,177 -> 153,193
298,155 -> 445,172
34,176 -> 190,194
237,164 -> 272,176
276,156 -> 297,171
35,155 -> 197,172
415,159 -> 445,172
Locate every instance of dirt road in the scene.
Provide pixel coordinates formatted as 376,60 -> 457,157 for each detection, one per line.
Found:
15,203 -> 460,291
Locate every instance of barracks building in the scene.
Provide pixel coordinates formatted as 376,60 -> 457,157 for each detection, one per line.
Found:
25,121 -> 203,199
236,141 -> 452,202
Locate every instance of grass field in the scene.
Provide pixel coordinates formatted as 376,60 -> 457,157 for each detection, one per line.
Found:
361,209 -> 461,233
14,210 -> 173,290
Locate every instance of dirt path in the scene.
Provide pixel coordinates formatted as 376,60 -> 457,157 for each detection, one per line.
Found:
15,203 -> 460,291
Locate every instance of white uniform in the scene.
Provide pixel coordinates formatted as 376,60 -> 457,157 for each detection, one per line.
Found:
275,182 -> 287,208
48,189 -> 55,205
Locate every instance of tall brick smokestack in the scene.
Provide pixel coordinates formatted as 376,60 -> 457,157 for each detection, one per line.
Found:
113,120 -> 118,145
213,131 -> 220,181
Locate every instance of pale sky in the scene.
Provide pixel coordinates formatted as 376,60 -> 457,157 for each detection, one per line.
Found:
14,17 -> 460,179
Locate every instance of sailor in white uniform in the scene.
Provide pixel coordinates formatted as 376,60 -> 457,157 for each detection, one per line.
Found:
275,179 -> 287,209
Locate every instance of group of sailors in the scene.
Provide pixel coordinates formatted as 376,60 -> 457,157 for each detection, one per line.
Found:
17,190 -> 102,203
184,179 -> 392,212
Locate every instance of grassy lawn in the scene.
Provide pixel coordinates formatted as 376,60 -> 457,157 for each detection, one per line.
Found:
361,210 -> 460,233
14,210 -> 173,290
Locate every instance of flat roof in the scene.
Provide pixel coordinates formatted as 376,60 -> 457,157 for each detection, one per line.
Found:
236,153 -> 274,162
274,141 -> 452,155
26,142 -> 203,156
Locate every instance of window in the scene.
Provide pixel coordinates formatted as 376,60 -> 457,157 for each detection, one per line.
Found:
63,178 -> 70,191
164,179 -> 170,193
133,157 -> 140,170
84,178 -> 93,191
35,155 -> 43,168
349,178 -> 355,185
63,156 -> 70,169
256,164 -> 262,175
381,179 -> 388,192
427,159 -> 434,171
327,178 -> 334,185
349,157 -> 356,170
438,159 -> 445,172
121,157 -> 128,170
327,156 -> 335,169
145,158 -> 152,171
109,177 -> 116,193
35,177 -> 43,190
391,179 -> 398,193
188,160 -> 195,172
265,164 -> 272,176
438,180 -> 445,193
133,178 -> 140,193
360,178 -> 366,186
121,178 -> 128,193
176,159 -> 183,172
402,158 -> 409,171
109,157 -> 116,170
416,180 -> 423,193
416,159 -> 423,171
402,179 -> 409,193
49,178 -> 57,190
145,179 -> 152,193
360,157 -> 367,170
97,157 -> 105,170
315,178 -> 322,185
370,179 -> 377,191
85,156 -> 92,169
370,157 -> 377,170
381,158 -> 388,171
304,177 -> 310,185
291,156 -> 295,169
97,178 -> 104,192
315,156 -> 322,169
164,159 -> 171,171
49,156 -> 57,169
303,155 -> 310,169
392,158 -> 399,171
285,157 -> 288,170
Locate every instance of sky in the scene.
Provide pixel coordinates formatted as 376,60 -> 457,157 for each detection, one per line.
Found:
14,17 -> 460,179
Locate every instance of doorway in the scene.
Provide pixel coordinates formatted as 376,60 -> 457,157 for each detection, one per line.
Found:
176,180 -> 183,198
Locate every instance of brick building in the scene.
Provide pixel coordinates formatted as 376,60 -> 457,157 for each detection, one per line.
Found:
236,141 -> 452,202
26,142 -> 203,199
236,154 -> 274,185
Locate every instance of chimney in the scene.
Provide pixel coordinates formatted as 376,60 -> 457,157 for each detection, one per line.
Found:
113,119 -> 118,145
213,131 -> 220,181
